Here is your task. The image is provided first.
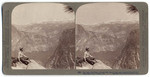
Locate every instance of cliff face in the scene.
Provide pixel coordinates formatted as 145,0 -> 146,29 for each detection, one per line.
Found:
46,28 -> 75,69
113,29 -> 140,69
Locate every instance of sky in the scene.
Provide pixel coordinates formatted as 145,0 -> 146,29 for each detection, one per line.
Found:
12,3 -> 139,26
12,3 -> 74,26
76,3 -> 139,25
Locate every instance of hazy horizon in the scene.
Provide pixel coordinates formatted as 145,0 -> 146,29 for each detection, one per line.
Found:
12,3 -> 75,28
76,3 -> 139,25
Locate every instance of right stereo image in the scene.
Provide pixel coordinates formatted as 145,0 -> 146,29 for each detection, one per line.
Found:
75,3 -> 140,69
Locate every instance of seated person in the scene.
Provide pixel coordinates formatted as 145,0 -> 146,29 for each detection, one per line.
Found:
84,48 -> 96,65
18,48 -> 30,65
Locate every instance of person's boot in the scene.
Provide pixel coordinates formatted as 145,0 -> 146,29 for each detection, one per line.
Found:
94,60 -> 97,63
28,60 -> 31,63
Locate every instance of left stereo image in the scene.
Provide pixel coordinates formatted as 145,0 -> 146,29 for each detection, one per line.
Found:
11,3 -> 75,69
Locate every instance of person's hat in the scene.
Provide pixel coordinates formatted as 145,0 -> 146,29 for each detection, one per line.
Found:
86,48 -> 89,51
20,48 -> 23,51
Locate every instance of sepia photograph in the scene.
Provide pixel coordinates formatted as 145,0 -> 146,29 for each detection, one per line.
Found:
2,2 -> 148,75
11,3 -> 75,69
75,3 -> 140,69
11,2 -> 140,70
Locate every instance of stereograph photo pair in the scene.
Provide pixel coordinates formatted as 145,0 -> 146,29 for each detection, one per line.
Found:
2,2 -> 148,75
